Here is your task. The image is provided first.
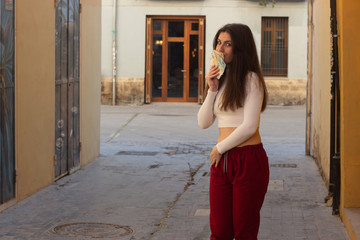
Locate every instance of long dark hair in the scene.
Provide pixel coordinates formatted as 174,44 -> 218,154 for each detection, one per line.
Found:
206,23 -> 268,111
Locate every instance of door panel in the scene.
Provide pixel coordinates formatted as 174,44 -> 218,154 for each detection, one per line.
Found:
189,35 -> 198,98
55,0 -> 80,179
152,34 -> 162,98
167,42 -> 184,98
55,0 -> 69,178
0,0 -> 15,204
146,16 -> 205,103
67,0 -> 80,172
168,21 -> 184,37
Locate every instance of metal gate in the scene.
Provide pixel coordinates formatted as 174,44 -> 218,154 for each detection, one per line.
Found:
329,0 -> 341,215
54,0 -> 80,179
0,0 -> 15,205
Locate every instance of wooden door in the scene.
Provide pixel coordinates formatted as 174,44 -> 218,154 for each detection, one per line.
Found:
0,0 -> 15,205
54,0 -> 80,179
146,16 -> 205,103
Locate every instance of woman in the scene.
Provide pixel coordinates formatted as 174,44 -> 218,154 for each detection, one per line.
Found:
198,23 -> 269,240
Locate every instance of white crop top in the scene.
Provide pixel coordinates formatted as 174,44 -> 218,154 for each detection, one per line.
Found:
213,82 -> 244,128
197,72 -> 264,154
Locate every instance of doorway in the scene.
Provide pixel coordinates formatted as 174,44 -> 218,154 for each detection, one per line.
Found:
145,16 -> 205,103
0,0 -> 15,205
54,0 -> 80,179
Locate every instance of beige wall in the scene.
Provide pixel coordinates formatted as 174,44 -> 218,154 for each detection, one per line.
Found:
101,78 -> 144,105
80,0 -> 102,166
266,78 -> 307,106
14,0 -> 101,202
15,0 -> 55,201
309,0 -> 331,184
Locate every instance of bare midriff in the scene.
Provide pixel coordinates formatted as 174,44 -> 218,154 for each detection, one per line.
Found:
217,128 -> 262,148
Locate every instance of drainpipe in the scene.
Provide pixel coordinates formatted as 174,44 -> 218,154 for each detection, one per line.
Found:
112,0 -> 118,105
306,0 -> 313,155
330,0 -> 341,215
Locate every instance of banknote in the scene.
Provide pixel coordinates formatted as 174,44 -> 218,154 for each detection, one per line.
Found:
210,50 -> 226,79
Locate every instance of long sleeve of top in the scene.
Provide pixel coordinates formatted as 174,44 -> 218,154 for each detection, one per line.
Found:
197,90 -> 218,129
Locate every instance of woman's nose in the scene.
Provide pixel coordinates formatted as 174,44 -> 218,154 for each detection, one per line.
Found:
216,44 -> 224,52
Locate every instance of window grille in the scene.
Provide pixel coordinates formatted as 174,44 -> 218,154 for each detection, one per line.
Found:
261,17 -> 288,77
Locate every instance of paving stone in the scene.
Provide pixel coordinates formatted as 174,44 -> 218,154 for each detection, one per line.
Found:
0,105 -> 351,239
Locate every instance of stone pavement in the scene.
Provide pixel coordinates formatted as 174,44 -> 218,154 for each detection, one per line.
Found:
0,103 -> 350,240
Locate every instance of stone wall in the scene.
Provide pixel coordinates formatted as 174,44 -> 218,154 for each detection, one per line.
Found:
101,77 -> 307,106
101,77 -> 144,105
265,78 -> 307,106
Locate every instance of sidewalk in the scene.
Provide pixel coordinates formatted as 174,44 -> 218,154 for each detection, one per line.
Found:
0,104 -> 350,240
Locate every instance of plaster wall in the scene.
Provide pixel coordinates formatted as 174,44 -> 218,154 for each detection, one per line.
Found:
333,1 -> 360,238
80,0 -> 102,166
15,0 -> 55,201
309,0 -> 331,183
337,0 -> 360,209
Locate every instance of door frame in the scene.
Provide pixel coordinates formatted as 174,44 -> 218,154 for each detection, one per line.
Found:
145,16 -> 205,103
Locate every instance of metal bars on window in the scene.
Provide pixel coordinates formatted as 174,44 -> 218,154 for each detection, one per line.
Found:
0,0 -> 15,204
261,17 -> 288,77
54,0 -> 80,179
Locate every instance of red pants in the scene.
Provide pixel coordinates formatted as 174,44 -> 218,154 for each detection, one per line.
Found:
210,143 -> 269,240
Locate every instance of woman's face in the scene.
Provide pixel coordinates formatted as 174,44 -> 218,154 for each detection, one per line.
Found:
216,31 -> 233,64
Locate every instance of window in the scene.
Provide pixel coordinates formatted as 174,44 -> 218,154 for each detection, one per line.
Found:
261,17 -> 288,77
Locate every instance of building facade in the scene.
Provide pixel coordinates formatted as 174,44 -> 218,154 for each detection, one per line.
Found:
0,0 -> 101,211
101,0 -> 308,105
308,0 -> 360,238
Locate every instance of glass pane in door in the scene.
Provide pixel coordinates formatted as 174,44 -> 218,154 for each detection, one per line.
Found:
189,35 -> 198,98
152,34 -> 163,97
153,21 -> 161,31
191,23 -> 199,31
167,42 -> 184,98
168,21 -> 184,37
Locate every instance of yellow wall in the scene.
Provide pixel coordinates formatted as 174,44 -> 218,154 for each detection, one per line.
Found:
15,0 -> 55,201
80,0 -> 101,166
14,0 -> 101,202
309,0 -> 331,183
338,0 -> 360,209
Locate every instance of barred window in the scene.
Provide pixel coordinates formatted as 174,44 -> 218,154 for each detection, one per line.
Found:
261,17 -> 288,77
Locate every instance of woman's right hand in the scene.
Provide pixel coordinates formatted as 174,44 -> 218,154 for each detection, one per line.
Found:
205,65 -> 220,91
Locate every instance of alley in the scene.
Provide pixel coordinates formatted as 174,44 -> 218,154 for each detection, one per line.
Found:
0,104 -> 350,240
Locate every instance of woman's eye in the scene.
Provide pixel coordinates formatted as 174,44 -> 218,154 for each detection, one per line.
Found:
217,40 -> 221,45
226,43 -> 232,47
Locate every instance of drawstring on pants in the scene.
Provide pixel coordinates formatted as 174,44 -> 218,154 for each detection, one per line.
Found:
224,152 -> 228,173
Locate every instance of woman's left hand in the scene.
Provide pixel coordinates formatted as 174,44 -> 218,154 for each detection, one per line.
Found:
210,146 -> 222,167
